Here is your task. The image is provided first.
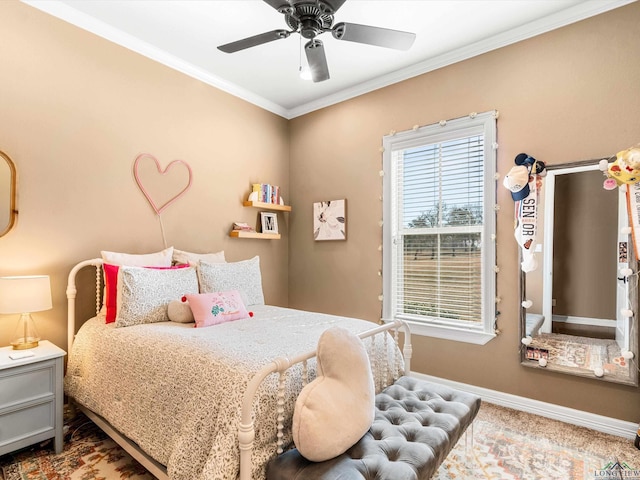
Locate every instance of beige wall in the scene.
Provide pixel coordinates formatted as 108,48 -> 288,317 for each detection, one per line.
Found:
2,0 -> 640,424
0,1 -> 290,350
289,3 -> 640,421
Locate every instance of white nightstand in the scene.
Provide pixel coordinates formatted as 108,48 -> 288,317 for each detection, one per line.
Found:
0,340 -> 66,456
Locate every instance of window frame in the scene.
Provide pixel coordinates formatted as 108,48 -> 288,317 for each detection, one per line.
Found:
382,111 -> 497,345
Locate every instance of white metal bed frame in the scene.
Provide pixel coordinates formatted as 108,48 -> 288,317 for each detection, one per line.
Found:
66,258 -> 413,480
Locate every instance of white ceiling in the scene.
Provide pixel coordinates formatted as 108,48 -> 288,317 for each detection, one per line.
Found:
24,0 -> 634,119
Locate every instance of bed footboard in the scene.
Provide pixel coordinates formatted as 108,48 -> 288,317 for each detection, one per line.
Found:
238,319 -> 412,480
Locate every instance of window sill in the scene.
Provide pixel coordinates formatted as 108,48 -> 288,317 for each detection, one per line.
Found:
387,318 -> 496,345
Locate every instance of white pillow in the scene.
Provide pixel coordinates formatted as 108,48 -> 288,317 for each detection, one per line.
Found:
292,327 -> 375,462
99,247 -> 174,316
115,265 -> 198,328
197,256 -> 264,306
101,246 -> 174,267
173,249 -> 225,266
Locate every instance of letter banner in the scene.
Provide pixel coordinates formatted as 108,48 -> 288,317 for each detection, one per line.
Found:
626,182 -> 640,258
515,175 -> 541,272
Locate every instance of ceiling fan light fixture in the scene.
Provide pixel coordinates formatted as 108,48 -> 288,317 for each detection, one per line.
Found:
305,38 -> 330,82
299,66 -> 313,81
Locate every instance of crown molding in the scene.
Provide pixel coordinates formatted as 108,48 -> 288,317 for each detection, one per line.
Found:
286,0 -> 636,118
23,0 -> 636,120
21,0 -> 290,118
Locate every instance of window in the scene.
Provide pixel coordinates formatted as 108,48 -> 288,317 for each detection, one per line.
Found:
382,111 -> 497,344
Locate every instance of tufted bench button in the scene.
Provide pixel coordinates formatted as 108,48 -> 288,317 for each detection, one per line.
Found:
267,376 -> 481,480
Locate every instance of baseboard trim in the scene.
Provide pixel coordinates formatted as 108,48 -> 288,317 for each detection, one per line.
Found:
410,372 -> 638,440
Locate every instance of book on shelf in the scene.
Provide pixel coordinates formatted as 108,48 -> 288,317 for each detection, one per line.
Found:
250,183 -> 281,204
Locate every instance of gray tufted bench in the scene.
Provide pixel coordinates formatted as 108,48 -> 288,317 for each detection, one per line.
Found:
267,376 -> 481,480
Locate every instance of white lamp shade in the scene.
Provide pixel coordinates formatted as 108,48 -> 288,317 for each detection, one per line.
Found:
0,275 -> 52,314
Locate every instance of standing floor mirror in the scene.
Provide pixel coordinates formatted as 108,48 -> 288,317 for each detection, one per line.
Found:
520,160 -> 639,386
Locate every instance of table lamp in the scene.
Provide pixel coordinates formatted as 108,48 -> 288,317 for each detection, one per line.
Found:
0,275 -> 52,349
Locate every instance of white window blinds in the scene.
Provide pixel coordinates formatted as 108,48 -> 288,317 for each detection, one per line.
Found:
382,112 -> 497,343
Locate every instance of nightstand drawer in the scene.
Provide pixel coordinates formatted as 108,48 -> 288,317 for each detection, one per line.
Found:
0,400 -> 55,447
0,342 -> 66,455
0,360 -> 55,408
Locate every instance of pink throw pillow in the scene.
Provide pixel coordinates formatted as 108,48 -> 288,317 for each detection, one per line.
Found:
185,291 -> 250,328
103,263 -> 189,323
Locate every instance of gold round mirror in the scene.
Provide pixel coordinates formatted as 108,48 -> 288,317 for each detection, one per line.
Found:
0,150 -> 17,237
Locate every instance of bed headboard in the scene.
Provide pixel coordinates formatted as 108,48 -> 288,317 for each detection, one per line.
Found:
66,258 -> 104,352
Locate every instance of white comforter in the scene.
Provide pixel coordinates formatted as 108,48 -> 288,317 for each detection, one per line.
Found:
65,305 -> 402,480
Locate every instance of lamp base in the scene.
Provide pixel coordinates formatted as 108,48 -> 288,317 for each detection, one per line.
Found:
11,337 -> 40,350
10,313 -> 41,350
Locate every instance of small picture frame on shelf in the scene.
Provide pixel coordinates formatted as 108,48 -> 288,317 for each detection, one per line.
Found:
260,212 -> 278,234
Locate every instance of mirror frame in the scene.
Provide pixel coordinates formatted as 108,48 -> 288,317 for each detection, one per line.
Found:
0,150 -> 17,237
519,159 -> 639,386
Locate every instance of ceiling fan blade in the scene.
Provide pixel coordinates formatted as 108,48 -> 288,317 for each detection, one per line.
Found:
317,0 -> 347,14
218,30 -> 290,53
262,0 -> 293,13
305,39 -> 330,82
332,22 -> 416,50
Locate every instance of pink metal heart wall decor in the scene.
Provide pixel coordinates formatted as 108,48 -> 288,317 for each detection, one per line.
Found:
133,153 -> 193,215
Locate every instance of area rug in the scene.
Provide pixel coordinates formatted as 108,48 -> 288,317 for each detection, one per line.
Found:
0,406 -> 153,480
2,403 -> 639,480
434,402 -> 640,480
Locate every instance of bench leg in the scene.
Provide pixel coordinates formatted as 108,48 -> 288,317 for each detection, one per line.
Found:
464,422 -> 475,469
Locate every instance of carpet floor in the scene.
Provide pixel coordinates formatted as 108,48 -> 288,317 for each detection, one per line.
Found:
1,402 -> 639,480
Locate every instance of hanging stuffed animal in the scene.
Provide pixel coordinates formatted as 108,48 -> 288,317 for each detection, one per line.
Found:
601,146 -> 640,188
514,152 -> 546,177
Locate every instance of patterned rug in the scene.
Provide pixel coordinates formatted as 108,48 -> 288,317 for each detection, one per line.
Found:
0,406 -> 153,480
1,403 -> 638,480
434,403 -> 640,480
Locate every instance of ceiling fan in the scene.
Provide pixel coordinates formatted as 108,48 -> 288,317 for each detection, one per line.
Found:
217,0 -> 416,83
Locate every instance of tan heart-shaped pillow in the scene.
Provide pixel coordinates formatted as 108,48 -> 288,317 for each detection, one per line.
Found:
292,326 -> 375,462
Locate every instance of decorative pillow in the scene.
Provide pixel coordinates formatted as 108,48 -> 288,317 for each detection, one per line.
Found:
185,291 -> 250,328
115,265 -> 199,328
100,247 -> 174,321
167,299 -> 195,323
197,256 -> 264,306
103,263 -> 189,323
101,247 -> 174,267
292,327 -> 375,462
173,249 -> 225,266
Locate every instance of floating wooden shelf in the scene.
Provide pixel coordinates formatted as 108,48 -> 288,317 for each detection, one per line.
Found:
243,201 -> 291,212
229,230 -> 281,240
